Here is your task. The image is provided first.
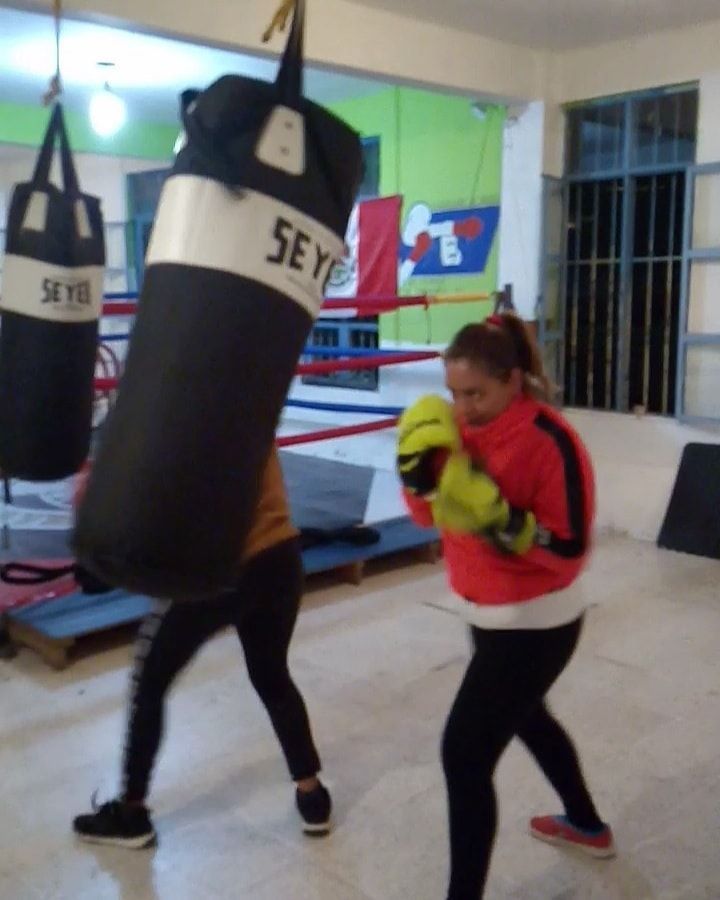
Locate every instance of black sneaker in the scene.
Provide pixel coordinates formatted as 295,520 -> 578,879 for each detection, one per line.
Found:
295,783 -> 332,836
73,798 -> 156,849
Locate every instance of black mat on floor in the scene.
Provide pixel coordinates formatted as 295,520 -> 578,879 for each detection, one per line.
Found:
657,442 -> 720,559
281,451 -> 374,531
0,452 -> 375,561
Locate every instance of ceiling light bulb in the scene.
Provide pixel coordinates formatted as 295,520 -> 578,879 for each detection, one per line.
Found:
471,102 -> 487,122
89,84 -> 127,137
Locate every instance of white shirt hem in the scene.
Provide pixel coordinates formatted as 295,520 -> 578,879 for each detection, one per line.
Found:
447,585 -> 587,630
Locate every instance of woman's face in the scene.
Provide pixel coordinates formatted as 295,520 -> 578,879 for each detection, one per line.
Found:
445,358 -> 522,426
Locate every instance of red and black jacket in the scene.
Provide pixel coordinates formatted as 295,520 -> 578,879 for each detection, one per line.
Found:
405,394 -> 595,607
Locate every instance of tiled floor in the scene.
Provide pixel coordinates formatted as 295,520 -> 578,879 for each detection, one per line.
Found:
1,536 -> 719,899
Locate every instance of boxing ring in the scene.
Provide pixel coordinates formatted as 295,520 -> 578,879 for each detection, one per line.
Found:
0,289 -> 497,667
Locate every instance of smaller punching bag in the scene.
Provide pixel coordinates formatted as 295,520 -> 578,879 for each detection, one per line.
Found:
73,0 -> 362,600
0,104 -> 105,481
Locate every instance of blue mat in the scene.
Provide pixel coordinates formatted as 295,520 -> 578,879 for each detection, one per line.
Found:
8,517 -> 439,643
9,589 -> 153,641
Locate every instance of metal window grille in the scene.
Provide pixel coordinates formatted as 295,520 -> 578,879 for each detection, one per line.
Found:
552,86 -> 699,415
301,320 -> 380,391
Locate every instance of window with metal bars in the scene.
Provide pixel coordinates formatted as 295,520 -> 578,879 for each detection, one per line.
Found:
301,319 -> 380,391
628,173 -> 684,415
564,179 -> 622,409
561,86 -> 698,415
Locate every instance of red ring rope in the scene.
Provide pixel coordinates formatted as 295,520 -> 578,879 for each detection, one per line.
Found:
296,350 -> 437,376
102,302 -> 137,316
277,417 -> 397,447
93,349 -> 439,392
101,296 -> 434,318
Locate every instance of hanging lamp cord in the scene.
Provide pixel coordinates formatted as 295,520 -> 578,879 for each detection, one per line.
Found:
42,0 -> 63,106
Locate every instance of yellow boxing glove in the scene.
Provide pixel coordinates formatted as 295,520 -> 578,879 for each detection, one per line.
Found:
430,495 -> 482,534
396,395 -> 460,496
433,453 -> 537,554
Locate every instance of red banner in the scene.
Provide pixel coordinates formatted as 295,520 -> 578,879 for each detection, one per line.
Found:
326,195 -> 401,300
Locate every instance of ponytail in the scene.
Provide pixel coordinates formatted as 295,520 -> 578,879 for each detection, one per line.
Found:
490,313 -> 555,402
445,312 -> 556,403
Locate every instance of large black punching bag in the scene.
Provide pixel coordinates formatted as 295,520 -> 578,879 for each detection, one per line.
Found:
73,0 -> 362,600
0,104 -> 104,481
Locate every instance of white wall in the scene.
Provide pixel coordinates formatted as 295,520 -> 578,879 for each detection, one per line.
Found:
543,15 -> 720,173
0,148 -> 161,221
697,72 -> 720,163
72,153 -> 164,293
0,147 -> 165,294
498,101 -> 544,320
541,100 -> 565,178
551,19 -> 720,105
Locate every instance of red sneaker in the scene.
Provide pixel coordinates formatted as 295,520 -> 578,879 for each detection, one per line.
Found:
530,815 -> 616,859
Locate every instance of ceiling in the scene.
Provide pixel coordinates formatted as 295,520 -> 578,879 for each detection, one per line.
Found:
0,7 -> 390,124
3,2 -> 717,127
353,0 -> 720,51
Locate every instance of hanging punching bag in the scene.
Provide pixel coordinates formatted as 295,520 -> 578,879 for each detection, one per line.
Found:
0,104 -> 105,481
73,0 -> 362,601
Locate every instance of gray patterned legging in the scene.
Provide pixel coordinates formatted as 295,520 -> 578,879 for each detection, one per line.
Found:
121,537 -> 321,802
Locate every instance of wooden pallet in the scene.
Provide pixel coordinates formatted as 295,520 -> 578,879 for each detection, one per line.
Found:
5,590 -> 153,670
5,517 -> 439,669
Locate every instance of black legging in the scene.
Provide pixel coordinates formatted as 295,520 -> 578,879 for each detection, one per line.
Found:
121,537 -> 320,803
442,617 -> 603,900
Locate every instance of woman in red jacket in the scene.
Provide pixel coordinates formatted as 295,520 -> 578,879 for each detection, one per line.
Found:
397,313 -> 614,899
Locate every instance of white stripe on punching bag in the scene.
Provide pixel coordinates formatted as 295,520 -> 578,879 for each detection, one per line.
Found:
145,176 -> 344,320
0,255 -> 103,323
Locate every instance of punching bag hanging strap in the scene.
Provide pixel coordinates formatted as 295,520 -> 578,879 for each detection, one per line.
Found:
42,0 -> 64,106
275,0 -> 305,107
256,0 -> 306,177
31,104 -> 63,190
31,104 -> 80,195
30,104 -> 79,192
55,105 -> 80,196
29,104 -> 89,238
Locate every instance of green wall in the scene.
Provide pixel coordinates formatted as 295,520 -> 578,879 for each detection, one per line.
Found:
0,102 -> 176,160
1,91 -> 503,343
330,87 -> 504,344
